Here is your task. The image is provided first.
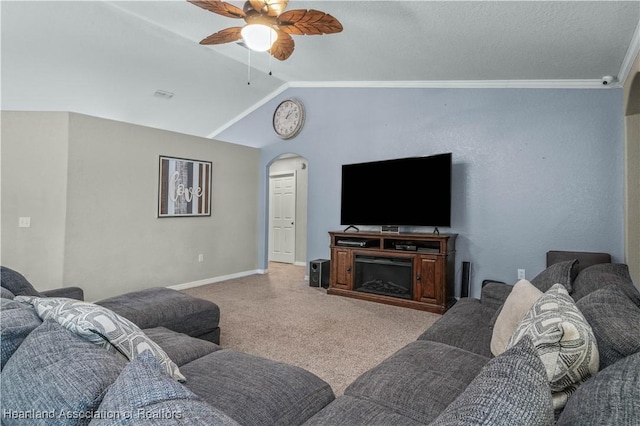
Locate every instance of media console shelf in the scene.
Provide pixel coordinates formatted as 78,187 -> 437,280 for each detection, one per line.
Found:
328,231 -> 457,314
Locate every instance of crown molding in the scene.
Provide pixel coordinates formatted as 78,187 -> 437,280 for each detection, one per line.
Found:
207,82 -> 290,139
289,79 -> 619,89
208,76 -> 622,139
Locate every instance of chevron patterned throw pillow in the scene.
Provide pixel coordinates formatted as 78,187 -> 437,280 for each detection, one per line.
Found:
506,283 -> 599,411
15,296 -> 185,382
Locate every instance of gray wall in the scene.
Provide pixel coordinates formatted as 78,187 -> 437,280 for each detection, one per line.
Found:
218,87 -> 625,297
2,112 -> 70,289
2,112 -> 260,301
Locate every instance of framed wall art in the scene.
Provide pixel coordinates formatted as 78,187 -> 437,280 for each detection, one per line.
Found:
158,155 -> 212,217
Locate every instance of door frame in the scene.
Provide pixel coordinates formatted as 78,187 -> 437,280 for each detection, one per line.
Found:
268,170 -> 297,264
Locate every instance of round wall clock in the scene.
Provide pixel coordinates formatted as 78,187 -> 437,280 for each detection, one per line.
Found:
273,99 -> 305,139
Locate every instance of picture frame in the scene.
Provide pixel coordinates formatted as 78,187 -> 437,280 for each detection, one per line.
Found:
158,155 -> 212,217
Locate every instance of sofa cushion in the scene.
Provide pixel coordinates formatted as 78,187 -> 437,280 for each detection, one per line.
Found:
1,320 -> 127,426
95,287 -> 220,339
0,298 -> 42,369
17,296 -> 184,381
305,395 -> 427,426
142,326 -> 221,366
556,351 -> 640,426
577,285 -> 640,370
90,350 -> 239,426
531,259 -> 579,293
345,340 -> 490,424
418,298 -> 495,358
570,263 -> 639,304
430,337 -> 554,426
181,349 -> 334,426
0,266 -> 43,297
1,287 -> 15,299
490,279 -> 543,356
507,284 -> 598,411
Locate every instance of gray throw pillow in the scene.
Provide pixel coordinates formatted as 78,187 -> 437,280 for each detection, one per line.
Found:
530,259 -> 579,293
1,320 -> 127,426
430,337 -> 554,426
0,299 -> 42,370
577,285 -> 640,370
91,350 -> 239,426
557,351 -> 640,426
0,266 -> 42,297
570,263 -> 639,304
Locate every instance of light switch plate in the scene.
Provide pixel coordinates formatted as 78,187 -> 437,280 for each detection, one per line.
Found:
18,217 -> 31,228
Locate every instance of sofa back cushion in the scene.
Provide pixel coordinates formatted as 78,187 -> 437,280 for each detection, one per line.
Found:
577,285 -> 640,370
1,320 -> 127,425
570,263 -> 639,303
530,259 -> 579,293
0,298 -> 42,370
430,337 -> 554,426
1,287 -> 15,299
557,351 -> 640,426
91,350 -> 239,426
0,266 -> 42,297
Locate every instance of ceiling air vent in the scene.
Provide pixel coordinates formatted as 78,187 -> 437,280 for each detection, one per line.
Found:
154,90 -> 174,100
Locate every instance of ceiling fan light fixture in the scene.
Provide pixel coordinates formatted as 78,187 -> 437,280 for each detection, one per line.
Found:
241,24 -> 277,52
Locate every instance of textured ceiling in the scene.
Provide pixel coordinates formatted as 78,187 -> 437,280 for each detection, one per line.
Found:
2,1 -> 639,146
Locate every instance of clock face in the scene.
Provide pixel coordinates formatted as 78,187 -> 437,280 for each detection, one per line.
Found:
273,99 -> 305,139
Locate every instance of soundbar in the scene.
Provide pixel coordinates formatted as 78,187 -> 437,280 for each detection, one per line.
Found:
337,239 -> 378,248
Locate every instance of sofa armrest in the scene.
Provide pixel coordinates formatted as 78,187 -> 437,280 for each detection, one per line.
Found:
480,281 -> 512,310
41,287 -> 84,300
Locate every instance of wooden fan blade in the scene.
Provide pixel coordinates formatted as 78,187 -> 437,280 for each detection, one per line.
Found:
249,0 -> 289,17
200,26 -> 243,45
187,0 -> 245,19
270,30 -> 294,61
277,9 -> 343,35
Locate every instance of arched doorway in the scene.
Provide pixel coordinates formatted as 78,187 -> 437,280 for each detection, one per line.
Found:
266,153 -> 309,266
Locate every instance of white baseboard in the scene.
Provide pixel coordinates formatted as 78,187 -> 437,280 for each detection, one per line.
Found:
294,261 -> 306,267
168,269 -> 265,291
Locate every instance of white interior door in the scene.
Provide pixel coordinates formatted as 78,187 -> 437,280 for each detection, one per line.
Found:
269,172 -> 296,263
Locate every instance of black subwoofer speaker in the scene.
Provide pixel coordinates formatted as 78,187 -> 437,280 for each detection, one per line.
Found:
310,259 -> 330,288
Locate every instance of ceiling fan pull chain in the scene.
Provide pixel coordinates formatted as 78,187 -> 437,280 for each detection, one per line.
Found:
247,48 -> 251,85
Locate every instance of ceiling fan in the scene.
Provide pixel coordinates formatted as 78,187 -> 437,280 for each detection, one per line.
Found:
188,0 -> 343,60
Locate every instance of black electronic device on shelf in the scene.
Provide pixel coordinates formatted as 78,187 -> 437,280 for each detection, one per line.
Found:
336,239 -> 378,248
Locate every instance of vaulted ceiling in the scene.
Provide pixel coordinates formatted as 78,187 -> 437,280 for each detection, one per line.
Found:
2,1 -> 639,147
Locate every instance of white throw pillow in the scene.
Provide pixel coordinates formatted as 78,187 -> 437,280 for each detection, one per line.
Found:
491,279 -> 543,356
15,296 -> 185,382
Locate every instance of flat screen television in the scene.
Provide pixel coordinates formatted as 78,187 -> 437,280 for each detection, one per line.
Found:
340,153 -> 452,227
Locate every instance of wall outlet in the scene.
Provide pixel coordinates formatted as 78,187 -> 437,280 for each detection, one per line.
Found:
18,217 -> 31,228
198,254 -> 204,263
517,269 -> 526,280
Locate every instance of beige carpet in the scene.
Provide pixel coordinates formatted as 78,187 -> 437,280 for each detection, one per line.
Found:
183,262 -> 441,396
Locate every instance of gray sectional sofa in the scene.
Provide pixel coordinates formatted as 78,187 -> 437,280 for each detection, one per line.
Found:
305,253 -> 640,425
2,255 -> 640,425
1,266 -> 335,425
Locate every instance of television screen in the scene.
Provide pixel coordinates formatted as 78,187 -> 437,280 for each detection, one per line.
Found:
340,153 -> 452,227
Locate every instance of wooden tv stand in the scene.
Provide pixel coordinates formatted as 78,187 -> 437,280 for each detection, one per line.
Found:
328,231 -> 457,314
